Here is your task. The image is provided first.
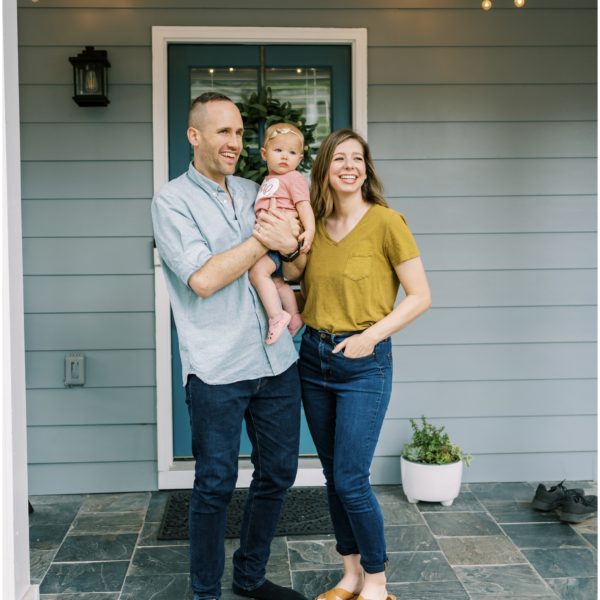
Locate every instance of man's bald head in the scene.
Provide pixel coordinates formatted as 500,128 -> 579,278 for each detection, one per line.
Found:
188,91 -> 235,129
186,92 -> 244,185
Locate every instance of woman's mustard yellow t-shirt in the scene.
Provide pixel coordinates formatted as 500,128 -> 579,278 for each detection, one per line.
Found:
302,204 -> 420,333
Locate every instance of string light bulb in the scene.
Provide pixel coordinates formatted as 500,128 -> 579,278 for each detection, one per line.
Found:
482,0 -> 492,10
514,0 -> 525,6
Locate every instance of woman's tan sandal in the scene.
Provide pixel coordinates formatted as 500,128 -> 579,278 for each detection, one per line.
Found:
316,588 -> 358,600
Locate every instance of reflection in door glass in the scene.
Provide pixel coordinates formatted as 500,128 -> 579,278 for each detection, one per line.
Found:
266,67 -> 332,146
190,65 -> 332,149
190,67 -> 258,104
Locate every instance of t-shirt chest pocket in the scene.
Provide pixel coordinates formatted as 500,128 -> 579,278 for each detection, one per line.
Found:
344,245 -> 374,282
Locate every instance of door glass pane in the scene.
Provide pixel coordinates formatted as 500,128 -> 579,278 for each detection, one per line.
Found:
266,67 -> 332,146
190,67 -> 258,104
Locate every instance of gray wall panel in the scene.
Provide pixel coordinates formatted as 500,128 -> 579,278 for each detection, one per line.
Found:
22,199 -> 153,237
369,85 -> 598,123
370,122 -> 597,160
25,350 -> 156,388
27,387 -> 156,425
417,233 -> 596,270
25,313 -> 155,350
24,275 -> 155,313
19,84 -> 152,123
369,47 -> 597,85
28,424 -> 156,463
392,343 -> 597,382
399,306 -> 597,345
17,7 -> 597,47
377,158 -> 597,197
21,124 -> 153,161
461,452 -> 597,483
385,380 -> 597,418
23,238 -> 153,275
393,197 -> 597,234
28,461 -> 157,495
425,269 -> 597,307
21,161 -> 153,199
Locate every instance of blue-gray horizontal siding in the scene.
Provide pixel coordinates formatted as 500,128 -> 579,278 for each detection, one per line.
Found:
393,197 -> 596,233
392,343 -> 596,381
21,162 -> 153,198
28,424 -> 156,463
24,275 -> 155,312
16,6 -> 597,47
22,200 -> 152,237
27,387 -> 156,425
23,238 -> 154,274
386,380 -> 597,418
18,0 -> 596,493
27,462 -> 157,495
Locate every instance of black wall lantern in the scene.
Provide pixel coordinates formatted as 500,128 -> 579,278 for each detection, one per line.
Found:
68,46 -> 111,107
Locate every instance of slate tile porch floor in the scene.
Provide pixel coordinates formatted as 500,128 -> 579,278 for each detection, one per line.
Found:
29,482 -> 597,600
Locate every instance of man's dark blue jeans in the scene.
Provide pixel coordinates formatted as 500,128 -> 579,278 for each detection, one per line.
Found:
186,365 -> 301,600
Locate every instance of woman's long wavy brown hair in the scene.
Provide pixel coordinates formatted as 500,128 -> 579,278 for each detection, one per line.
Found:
310,129 -> 388,221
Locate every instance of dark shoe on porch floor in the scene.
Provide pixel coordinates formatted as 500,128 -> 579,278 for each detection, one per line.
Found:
557,494 -> 598,523
531,481 -> 584,511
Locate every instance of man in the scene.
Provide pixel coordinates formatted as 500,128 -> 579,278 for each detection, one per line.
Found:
151,92 -> 307,600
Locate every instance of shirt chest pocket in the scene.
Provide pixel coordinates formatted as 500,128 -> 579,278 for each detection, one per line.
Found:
344,251 -> 373,282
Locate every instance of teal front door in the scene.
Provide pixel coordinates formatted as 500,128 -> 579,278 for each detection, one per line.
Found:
168,43 -> 352,459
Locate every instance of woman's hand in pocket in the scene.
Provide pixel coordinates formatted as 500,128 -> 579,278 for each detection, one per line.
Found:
332,332 -> 377,359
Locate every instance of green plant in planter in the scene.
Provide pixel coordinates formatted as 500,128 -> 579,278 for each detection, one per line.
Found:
402,416 -> 472,466
235,86 -> 318,183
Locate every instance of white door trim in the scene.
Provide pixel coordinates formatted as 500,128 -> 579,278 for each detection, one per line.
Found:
152,26 -> 367,490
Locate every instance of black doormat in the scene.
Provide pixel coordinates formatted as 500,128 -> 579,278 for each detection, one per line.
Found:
158,487 -> 333,540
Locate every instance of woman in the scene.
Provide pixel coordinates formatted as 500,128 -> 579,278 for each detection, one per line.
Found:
298,129 -> 431,600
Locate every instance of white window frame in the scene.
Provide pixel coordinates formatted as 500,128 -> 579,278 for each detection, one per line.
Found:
152,26 -> 367,490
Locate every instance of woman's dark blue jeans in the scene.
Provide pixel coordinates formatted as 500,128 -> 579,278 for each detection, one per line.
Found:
299,326 -> 393,574
185,365 -> 301,600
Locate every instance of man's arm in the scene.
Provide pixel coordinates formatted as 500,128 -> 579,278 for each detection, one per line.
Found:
188,236 -> 267,297
189,205 -> 298,298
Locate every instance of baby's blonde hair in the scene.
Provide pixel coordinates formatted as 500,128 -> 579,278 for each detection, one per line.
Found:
263,123 -> 304,150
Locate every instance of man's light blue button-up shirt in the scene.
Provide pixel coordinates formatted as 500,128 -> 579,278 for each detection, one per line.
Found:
151,163 -> 298,386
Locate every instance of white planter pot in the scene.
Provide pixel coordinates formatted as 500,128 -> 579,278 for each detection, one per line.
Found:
400,455 -> 463,506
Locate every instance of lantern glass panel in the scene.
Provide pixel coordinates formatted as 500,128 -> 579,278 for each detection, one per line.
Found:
84,64 -> 100,93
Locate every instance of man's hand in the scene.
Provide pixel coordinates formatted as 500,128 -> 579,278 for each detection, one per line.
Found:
253,199 -> 299,255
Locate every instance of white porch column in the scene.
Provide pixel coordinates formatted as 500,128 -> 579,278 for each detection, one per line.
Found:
1,0 -> 38,598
